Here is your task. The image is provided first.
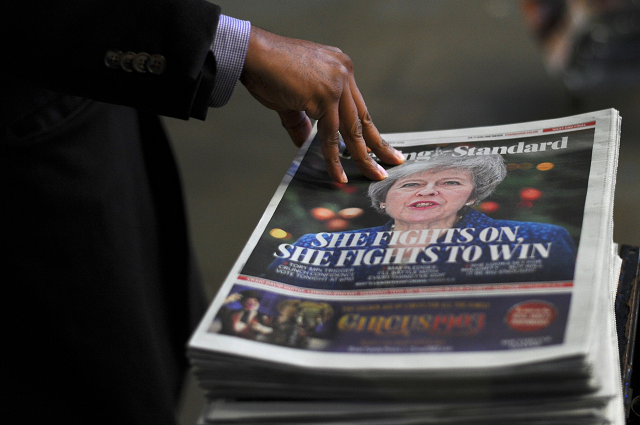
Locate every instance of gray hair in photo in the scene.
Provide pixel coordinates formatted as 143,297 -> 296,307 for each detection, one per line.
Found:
368,153 -> 507,214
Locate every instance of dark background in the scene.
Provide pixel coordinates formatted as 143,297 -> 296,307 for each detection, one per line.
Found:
172,2 -> 640,422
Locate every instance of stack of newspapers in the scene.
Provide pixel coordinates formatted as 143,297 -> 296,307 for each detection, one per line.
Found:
188,109 -> 625,424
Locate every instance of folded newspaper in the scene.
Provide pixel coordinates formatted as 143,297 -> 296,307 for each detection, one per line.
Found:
188,109 -> 624,424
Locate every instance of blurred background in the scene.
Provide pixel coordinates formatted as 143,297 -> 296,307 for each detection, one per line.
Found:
171,1 -> 640,422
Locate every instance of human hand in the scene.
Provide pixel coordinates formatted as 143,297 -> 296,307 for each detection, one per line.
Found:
240,26 -> 405,183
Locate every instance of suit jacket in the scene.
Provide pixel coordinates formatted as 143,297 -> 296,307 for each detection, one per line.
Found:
1,1 -> 221,424
2,0 -> 220,121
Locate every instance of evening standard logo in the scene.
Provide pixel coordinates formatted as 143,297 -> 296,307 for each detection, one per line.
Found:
393,136 -> 568,161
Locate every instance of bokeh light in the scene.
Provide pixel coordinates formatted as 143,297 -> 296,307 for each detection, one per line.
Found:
311,207 -> 336,221
518,200 -> 534,209
536,162 -> 555,171
269,228 -> 291,239
326,218 -> 349,231
506,163 -> 520,171
339,207 -> 364,219
520,162 -> 533,170
520,187 -> 543,201
478,201 -> 500,213
333,182 -> 357,194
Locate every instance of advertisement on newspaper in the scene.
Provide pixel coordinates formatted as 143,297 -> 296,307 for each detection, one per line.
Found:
208,283 -> 571,353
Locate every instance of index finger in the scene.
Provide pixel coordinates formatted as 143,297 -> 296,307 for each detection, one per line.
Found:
337,80 -> 390,181
349,77 -> 405,167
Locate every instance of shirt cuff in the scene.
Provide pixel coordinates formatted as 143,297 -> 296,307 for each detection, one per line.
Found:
209,15 -> 251,108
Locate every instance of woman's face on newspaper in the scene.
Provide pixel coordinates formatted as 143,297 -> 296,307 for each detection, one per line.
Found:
383,168 -> 475,230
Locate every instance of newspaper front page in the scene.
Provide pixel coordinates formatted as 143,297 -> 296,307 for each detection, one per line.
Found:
189,109 -> 625,423
190,110 -> 619,376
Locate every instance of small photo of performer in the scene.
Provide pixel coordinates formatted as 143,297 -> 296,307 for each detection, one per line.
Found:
211,290 -> 273,340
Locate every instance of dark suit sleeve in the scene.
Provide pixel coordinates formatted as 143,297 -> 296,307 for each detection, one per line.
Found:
2,0 -> 221,120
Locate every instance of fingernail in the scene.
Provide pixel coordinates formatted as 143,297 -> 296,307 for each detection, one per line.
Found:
341,171 -> 348,183
394,150 -> 406,162
377,164 -> 388,178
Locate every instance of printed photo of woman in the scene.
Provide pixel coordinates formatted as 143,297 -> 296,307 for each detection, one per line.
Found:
265,154 -> 577,289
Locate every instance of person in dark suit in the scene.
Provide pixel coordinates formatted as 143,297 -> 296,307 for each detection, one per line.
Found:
1,1 -> 404,424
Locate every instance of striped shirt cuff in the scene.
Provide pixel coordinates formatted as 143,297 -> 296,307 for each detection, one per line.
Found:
209,15 -> 251,108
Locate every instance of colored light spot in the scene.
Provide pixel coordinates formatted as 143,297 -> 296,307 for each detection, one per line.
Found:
326,218 -> 349,231
270,228 -> 289,239
311,207 -> 337,221
537,162 -> 555,171
520,187 -> 543,201
478,201 -> 500,213
518,200 -> 534,209
339,207 -> 364,219
506,163 -> 520,171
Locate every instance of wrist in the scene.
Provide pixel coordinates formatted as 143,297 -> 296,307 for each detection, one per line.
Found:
240,26 -> 277,85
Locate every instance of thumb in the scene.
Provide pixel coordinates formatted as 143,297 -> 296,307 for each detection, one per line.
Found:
278,110 -> 313,147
